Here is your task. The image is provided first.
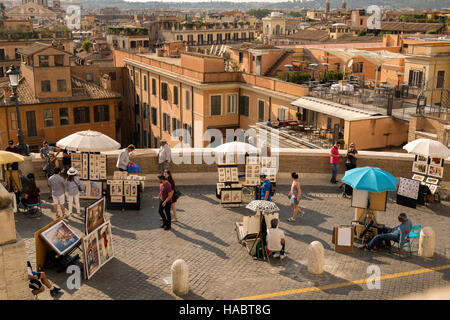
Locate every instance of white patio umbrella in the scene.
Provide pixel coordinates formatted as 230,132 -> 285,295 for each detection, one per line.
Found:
56,130 -> 121,152
403,138 -> 450,158
214,141 -> 258,154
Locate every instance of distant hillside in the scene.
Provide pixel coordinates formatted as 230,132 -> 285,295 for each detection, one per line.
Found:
80,0 -> 450,11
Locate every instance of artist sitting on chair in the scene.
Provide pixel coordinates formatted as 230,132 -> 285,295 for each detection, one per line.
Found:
266,219 -> 286,259
361,213 -> 412,253
27,262 -> 62,298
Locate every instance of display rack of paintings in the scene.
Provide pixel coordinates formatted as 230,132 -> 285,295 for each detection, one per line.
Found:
107,172 -> 145,207
411,155 -> 445,196
245,164 -> 260,186
260,156 -> 277,183
82,220 -> 114,279
88,154 -> 107,181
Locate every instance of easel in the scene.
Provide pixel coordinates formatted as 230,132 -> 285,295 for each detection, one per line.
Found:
35,217 -> 82,272
248,210 -> 270,262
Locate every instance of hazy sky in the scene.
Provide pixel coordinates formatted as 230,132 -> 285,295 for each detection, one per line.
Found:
124,0 -> 298,2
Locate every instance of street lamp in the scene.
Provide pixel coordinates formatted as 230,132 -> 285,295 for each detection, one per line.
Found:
6,65 -> 29,156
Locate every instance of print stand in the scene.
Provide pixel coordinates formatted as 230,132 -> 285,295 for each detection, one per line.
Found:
106,172 -> 145,210
217,164 -> 242,206
71,152 -> 106,200
410,155 -> 444,204
34,217 -> 82,272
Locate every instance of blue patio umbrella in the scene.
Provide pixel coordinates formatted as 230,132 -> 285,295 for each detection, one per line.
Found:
341,167 -> 398,192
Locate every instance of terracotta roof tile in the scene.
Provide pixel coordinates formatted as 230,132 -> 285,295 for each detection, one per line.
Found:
0,75 -> 121,106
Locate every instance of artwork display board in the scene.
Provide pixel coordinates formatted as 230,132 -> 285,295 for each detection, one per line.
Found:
80,180 -> 102,200
245,164 -> 260,186
411,155 -> 445,194
369,191 -> 387,212
217,165 -> 238,183
106,172 -> 145,208
220,188 -> 242,205
82,220 -> 114,279
85,197 -> 106,235
89,154 -> 107,181
332,225 -> 354,253
260,157 -> 277,183
40,220 -> 81,256
351,189 -> 369,209
397,177 -> 420,200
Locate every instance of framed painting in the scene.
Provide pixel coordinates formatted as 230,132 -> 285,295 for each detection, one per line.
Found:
85,197 -> 105,235
221,190 -> 232,203
415,155 -> 428,163
427,165 -> 444,178
113,171 -> 121,180
430,157 -> 444,167
231,190 -> 242,203
97,221 -> 114,266
425,177 -> 439,185
89,181 -> 102,199
412,162 -> 428,175
83,232 -> 100,279
247,156 -> 259,165
125,196 -> 137,203
79,180 -> 89,198
40,221 -> 80,256
411,174 -> 425,182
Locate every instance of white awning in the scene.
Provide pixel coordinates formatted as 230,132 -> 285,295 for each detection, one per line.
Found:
291,97 -> 386,121
322,48 -> 405,66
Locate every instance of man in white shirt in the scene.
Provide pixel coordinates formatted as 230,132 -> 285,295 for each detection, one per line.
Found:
116,144 -> 135,171
266,218 -> 286,259
158,139 -> 171,174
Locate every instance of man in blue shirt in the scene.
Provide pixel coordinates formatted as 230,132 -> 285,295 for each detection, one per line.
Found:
362,213 -> 413,253
260,173 -> 272,201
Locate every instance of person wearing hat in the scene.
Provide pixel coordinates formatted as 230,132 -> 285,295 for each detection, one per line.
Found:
260,173 -> 272,201
158,139 -> 171,175
65,167 -> 83,217
116,144 -> 135,172
5,139 -> 22,193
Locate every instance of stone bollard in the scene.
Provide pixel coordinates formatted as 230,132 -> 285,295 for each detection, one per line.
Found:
418,227 -> 435,258
308,241 -> 324,275
171,259 -> 189,295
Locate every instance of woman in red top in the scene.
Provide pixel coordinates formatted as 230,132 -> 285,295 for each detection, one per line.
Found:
21,173 -> 40,206
164,170 -> 179,223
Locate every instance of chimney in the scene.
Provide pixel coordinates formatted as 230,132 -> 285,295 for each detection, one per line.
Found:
101,74 -> 112,91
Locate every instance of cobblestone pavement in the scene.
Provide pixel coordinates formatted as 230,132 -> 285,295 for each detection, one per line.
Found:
15,183 -> 450,300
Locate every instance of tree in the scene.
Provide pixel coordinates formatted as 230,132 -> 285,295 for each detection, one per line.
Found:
81,40 -> 93,53
247,9 -> 271,19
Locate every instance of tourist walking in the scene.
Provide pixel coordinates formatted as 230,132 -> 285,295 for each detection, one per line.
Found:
288,172 -> 303,222
48,167 -> 66,218
164,170 -> 179,223
158,175 -> 174,230
65,168 -> 83,217
116,144 -> 135,171
329,141 -> 342,184
158,139 -> 171,175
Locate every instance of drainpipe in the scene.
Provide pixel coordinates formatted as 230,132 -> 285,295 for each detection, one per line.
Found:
238,87 -> 241,128
180,81 -> 183,144
269,96 -> 272,121
191,85 -> 194,147
158,74 -> 162,141
5,106 -> 10,141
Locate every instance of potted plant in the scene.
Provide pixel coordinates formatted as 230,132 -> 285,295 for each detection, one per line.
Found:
296,111 -> 302,120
